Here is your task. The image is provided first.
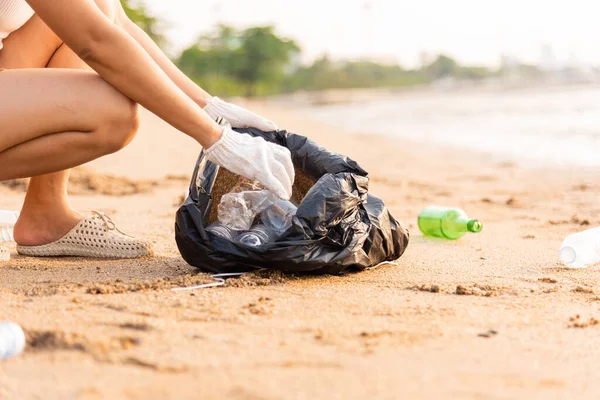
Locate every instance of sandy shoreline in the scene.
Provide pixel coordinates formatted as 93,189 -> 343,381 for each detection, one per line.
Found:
1,99 -> 600,399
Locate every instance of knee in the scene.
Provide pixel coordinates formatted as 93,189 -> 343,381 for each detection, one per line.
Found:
96,97 -> 140,155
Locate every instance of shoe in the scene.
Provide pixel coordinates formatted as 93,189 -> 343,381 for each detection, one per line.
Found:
16,211 -> 153,259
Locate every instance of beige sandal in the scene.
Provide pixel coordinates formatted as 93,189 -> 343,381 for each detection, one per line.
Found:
16,211 -> 153,259
0,246 -> 9,262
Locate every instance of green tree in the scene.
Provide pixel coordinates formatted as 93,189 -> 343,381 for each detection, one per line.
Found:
287,57 -> 428,92
425,54 -> 458,80
176,24 -> 494,96
236,26 -> 300,96
176,25 -> 299,97
177,25 -> 247,97
120,0 -> 167,48
289,56 -> 346,91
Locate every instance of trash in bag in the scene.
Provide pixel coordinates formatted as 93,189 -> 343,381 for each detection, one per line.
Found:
205,222 -> 239,241
260,199 -> 298,236
175,127 -> 409,275
217,178 -> 276,231
235,224 -> 278,247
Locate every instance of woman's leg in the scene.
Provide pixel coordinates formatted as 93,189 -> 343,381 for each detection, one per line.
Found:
0,69 -> 139,244
0,2 -> 138,246
15,44 -> 93,246
0,15 -> 70,246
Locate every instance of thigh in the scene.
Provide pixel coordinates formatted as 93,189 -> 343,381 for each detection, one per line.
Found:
0,68 -> 129,151
0,14 -> 62,69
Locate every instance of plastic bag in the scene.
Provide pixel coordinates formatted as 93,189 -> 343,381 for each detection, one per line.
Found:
217,179 -> 276,231
175,127 -> 409,275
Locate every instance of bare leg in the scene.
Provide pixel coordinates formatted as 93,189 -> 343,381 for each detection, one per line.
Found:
3,15 -> 90,245
0,3 -> 137,246
16,20 -> 107,246
0,69 -> 138,245
22,17 -> 95,244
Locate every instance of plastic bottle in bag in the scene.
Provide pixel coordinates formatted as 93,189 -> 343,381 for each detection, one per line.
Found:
218,179 -> 276,231
260,200 -> 297,235
235,225 -> 278,247
206,222 -> 239,240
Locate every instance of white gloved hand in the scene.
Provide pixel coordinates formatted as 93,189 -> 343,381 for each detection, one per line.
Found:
205,126 -> 294,200
204,97 -> 278,131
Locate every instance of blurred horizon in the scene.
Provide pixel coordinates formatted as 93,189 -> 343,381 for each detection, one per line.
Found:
143,0 -> 600,69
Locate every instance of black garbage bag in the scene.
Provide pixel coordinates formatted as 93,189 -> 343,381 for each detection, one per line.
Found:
175,128 -> 409,275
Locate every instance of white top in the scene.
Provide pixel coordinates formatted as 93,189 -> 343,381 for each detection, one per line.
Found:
0,0 -> 34,50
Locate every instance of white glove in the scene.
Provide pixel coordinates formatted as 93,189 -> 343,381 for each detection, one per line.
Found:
205,126 -> 294,200
204,97 -> 278,131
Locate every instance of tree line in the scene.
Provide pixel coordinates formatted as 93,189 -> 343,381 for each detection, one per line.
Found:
122,1 -> 542,97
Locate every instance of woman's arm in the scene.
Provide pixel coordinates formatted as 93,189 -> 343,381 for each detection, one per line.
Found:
25,0 -> 294,199
25,0 -> 221,148
115,7 -> 211,108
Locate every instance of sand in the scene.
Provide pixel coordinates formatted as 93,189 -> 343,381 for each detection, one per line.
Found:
1,95 -> 600,399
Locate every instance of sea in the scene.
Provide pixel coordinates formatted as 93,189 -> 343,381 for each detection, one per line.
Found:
303,85 -> 600,168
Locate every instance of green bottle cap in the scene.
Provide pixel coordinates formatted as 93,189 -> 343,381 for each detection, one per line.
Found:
467,220 -> 483,233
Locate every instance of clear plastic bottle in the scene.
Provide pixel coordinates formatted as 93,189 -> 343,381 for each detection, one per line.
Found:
206,222 -> 239,240
217,180 -> 276,231
260,200 -> 297,235
235,225 -> 277,247
0,322 -> 26,361
560,227 -> 600,268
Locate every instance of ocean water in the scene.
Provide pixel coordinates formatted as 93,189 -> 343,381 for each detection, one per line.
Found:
304,85 -> 600,168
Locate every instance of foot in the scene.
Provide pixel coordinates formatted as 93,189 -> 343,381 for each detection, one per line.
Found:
13,208 -> 82,246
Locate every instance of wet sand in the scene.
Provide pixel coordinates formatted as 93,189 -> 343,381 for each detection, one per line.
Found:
1,98 -> 600,399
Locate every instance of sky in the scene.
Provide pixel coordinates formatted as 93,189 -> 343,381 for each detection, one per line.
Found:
143,0 -> 600,68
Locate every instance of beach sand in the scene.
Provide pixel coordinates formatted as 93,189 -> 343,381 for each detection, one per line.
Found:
1,98 -> 600,399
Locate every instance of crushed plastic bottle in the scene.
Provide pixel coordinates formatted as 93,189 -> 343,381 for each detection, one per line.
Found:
0,322 -> 25,361
560,226 -> 600,268
217,179 -> 276,231
260,200 -> 297,236
235,225 -> 278,247
418,206 -> 482,240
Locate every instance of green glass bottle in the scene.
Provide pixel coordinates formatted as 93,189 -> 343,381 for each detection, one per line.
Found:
418,206 -> 482,240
